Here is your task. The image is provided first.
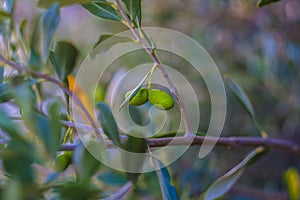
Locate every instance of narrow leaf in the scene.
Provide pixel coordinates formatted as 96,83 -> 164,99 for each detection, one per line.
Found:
285,168 -> 300,200
96,102 -> 121,147
41,4 -> 60,64
37,0 -> 90,8
98,171 -> 128,186
49,41 -> 78,82
73,142 -> 101,181
123,133 -> 147,182
119,71 -> 150,111
122,0 -> 141,22
1,0 -> 14,13
225,77 -> 255,120
152,157 -> 179,200
257,0 -> 282,7
82,0 -> 122,22
202,147 -> 265,200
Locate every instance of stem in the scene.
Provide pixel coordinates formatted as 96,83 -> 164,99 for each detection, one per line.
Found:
0,54 -> 103,140
114,0 -> 193,136
105,181 -> 132,200
59,134 -> 300,156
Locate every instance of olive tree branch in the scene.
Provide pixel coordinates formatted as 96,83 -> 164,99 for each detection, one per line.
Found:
0,54 -> 103,140
114,0 -> 193,136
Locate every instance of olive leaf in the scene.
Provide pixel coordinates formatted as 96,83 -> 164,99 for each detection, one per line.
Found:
152,157 -> 179,200
96,102 -> 121,147
82,0 -> 122,22
202,147 -> 265,200
1,0 -> 14,14
257,0 -> 282,7
98,171 -> 128,186
41,4 -> 60,64
49,41 -> 78,82
122,0 -> 141,22
37,0 -> 90,8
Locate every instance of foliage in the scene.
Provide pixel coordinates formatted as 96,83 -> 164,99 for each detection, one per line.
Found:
0,0 -> 298,199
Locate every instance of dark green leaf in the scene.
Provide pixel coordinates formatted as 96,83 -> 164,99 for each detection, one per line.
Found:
0,82 -> 14,103
32,112 -> 61,158
49,41 -> 78,82
257,0 -> 282,7
73,142 -> 101,181
122,0 -> 141,22
0,66 -> 4,84
37,0 -> 90,8
96,102 -> 121,147
152,158 -> 179,200
202,147 -> 265,200
41,4 -> 60,64
98,171 -> 128,186
82,0 -> 122,22
225,77 -> 255,120
92,34 -> 113,49
0,108 -> 22,139
123,133 -> 147,182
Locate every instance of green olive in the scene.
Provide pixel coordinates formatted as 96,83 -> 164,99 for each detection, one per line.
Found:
125,88 -> 148,106
55,151 -> 71,172
149,89 -> 174,110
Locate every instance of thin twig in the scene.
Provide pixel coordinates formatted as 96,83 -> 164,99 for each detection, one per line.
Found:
105,181 -> 132,200
114,0 -> 193,136
58,135 -> 300,155
0,54 -> 103,140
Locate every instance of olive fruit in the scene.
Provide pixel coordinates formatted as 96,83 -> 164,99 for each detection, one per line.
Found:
55,151 -> 71,172
125,88 -> 148,106
149,89 -> 174,110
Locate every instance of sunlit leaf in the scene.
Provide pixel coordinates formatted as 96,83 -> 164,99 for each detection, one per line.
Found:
41,4 -> 60,64
122,0 -> 141,22
152,157 -> 179,200
37,0 -> 90,8
257,0 -> 282,7
50,41 -> 78,82
82,0 -> 122,22
96,102 -> 121,147
285,168 -> 300,200
1,0 -> 14,13
202,147 -> 265,200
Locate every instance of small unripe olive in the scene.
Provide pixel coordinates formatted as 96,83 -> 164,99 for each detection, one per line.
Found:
55,151 -> 71,172
125,88 -> 148,106
149,89 -> 174,110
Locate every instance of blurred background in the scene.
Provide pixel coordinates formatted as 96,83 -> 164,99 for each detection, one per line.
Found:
10,0 -> 300,199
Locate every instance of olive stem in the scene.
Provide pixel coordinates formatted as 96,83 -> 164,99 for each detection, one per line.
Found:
0,54 -> 104,141
147,63 -> 158,91
114,0 -> 193,136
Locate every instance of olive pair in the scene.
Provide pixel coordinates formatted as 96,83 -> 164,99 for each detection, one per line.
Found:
125,88 -> 174,110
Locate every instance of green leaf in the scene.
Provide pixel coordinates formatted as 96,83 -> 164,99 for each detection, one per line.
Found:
92,34 -> 113,49
41,4 -> 60,64
32,112 -> 61,158
225,77 -> 255,120
0,82 -> 14,103
0,108 -> 22,139
202,147 -> 265,200
152,157 -> 179,200
98,171 -> 128,186
123,133 -> 147,182
257,0 -> 282,7
37,0 -> 90,8
73,142 -> 101,181
49,41 -> 78,82
0,66 -> 4,84
284,168 -> 300,200
82,0 -> 122,22
122,0 -> 141,22
96,102 -> 121,147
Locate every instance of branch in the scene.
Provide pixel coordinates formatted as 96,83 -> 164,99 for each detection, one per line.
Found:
59,134 -> 300,155
114,0 -> 193,136
0,54 -> 103,140
105,181 -> 132,200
